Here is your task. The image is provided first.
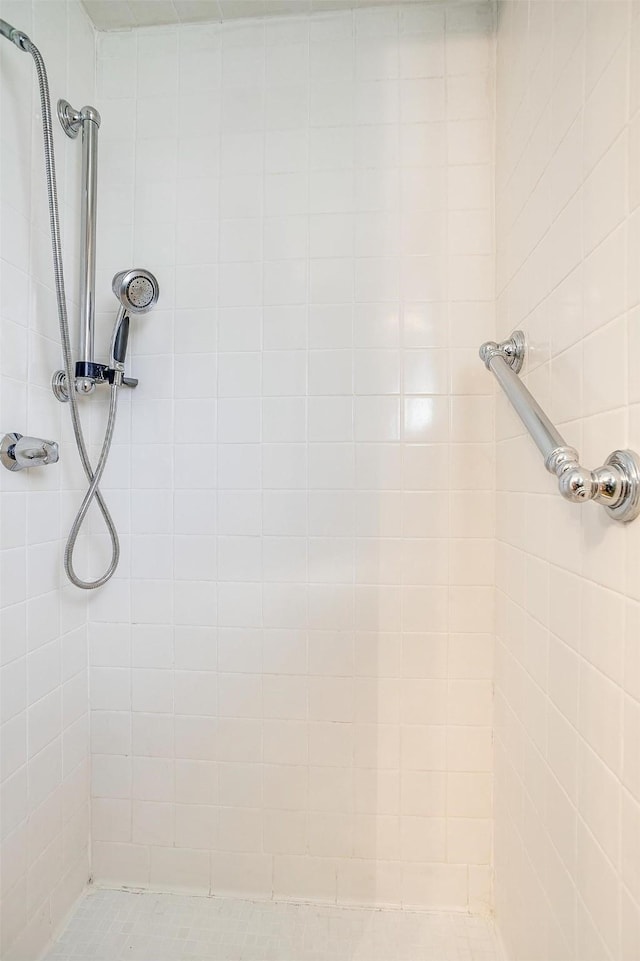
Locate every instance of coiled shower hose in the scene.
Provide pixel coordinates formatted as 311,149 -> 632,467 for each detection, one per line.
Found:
24,37 -> 120,589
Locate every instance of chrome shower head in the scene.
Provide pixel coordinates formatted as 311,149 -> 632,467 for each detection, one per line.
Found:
112,268 -> 159,314
110,269 -> 159,369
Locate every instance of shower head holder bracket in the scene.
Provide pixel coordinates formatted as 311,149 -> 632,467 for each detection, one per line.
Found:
52,365 -> 138,402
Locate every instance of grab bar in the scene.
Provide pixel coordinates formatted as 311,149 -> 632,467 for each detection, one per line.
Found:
479,331 -> 640,523
58,99 -> 101,394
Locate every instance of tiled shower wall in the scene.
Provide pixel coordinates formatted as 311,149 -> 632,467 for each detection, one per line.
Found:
0,1 -> 94,958
88,2 -> 496,911
494,1 -> 640,959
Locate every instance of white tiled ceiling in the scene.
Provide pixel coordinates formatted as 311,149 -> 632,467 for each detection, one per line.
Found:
82,0 -> 434,30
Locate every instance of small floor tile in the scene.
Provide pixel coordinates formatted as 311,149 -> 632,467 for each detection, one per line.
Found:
44,889 -> 501,961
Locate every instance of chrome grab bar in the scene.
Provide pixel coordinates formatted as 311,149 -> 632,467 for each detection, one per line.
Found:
58,99 -> 101,394
479,331 -> 640,523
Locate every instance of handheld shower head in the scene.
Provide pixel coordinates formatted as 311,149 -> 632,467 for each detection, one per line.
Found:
110,268 -> 159,368
112,268 -> 159,314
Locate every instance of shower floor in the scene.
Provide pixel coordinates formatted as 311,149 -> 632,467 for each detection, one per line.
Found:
44,888 -> 500,961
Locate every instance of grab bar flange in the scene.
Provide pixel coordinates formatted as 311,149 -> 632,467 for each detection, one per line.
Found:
601,449 -> 640,522
479,329 -> 525,373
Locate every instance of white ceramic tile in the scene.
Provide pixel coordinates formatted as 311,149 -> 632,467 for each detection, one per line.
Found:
4,7 -> 503,955
494,2 -> 640,959
0,3 -> 95,956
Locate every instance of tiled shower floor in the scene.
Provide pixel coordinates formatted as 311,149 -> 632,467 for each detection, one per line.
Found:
44,888 -> 501,961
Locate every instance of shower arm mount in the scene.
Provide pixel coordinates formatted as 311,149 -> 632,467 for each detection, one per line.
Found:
479,331 -> 640,523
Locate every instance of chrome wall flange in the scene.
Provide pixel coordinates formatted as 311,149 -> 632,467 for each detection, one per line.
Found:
52,369 -> 69,402
57,98 -> 82,138
546,445 -> 640,521
479,329 -> 525,374
51,369 -> 97,399
58,99 -> 101,139
603,450 -> 640,522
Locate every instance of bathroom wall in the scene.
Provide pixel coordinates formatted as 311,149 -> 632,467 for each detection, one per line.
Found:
494,1 -> 640,958
0,1 -> 94,958
88,1 -> 497,911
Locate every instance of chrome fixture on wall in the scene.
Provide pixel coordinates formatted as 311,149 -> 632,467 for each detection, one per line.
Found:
480,331 -> 640,522
0,17 -> 29,49
108,269 -> 159,387
1,17 -> 159,588
112,268 -> 160,313
52,267 -> 159,401
1,433 -> 59,472
57,99 -> 101,394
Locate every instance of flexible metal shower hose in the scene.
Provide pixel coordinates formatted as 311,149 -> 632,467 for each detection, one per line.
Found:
24,37 -> 120,589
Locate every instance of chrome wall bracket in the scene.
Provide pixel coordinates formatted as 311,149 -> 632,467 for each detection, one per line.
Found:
480,331 -> 640,523
545,445 -> 640,523
52,368 -> 138,402
52,369 -> 70,402
1,433 -> 59,471
57,98 -> 83,138
479,329 -> 525,374
58,100 -> 101,139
